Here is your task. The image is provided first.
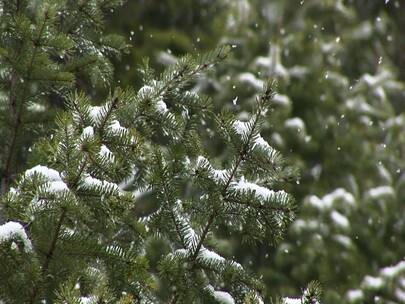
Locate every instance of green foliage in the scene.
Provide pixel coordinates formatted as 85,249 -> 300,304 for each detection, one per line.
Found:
1,85 -> 151,303
0,0 -> 129,193
0,46 -> 318,303
107,0 -> 228,86
3,0 -> 403,303
182,1 -> 404,303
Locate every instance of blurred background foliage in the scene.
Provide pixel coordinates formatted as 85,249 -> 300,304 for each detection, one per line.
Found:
3,0 -> 404,302
105,1 -> 405,303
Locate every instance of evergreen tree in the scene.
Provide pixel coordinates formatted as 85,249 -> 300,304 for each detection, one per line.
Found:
2,0 -> 403,302
0,0 -> 128,194
107,0 -> 227,87
183,1 -> 405,302
0,46 -> 320,303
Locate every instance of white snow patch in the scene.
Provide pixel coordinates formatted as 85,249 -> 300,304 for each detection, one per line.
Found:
156,100 -> 168,113
307,188 -> 356,210
199,247 -> 225,263
330,210 -> 350,229
213,291 -> 235,304
323,188 -> 356,207
255,56 -> 271,68
283,297 -> 301,304
198,245 -> 243,270
351,21 -> 372,40
9,187 -> 18,197
47,181 -> 69,193
385,115 -> 404,128
233,120 -> 277,156
254,45 -> 289,79
109,120 -> 127,133
81,126 -> 94,138
233,119 -> 251,136
395,287 -> 405,302
173,200 -> 199,248
206,285 -> 235,304
362,275 -> 384,289
238,72 -> 264,90
196,156 -> 229,183
25,165 -> 68,193
157,51 -> 177,66
333,234 -> 353,248
361,70 -> 390,87
345,97 -> 375,115
284,117 -> 305,132
89,106 -> 103,123
253,135 -> 276,155
366,186 -> 395,200
212,169 -> 229,183
0,221 -> 32,252
380,260 -> 405,278
99,145 -> 114,161
273,94 -> 291,107
288,66 -> 309,78
174,248 -> 189,256
27,102 -> 46,112
346,289 -> 363,301
292,219 -> 319,232
138,85 -> 154,97
81,175 -> 120,193
25,165 -> 61,181
271,132 -> 284,147
230,177 -> 287,202
306,195 -> 330,210
80,296 -> 94,304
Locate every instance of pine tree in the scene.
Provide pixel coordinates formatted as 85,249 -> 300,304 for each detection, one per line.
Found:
0,46 -> 321,303
0,0 -> 129,194
181,1 -> 404,303
106,0 -> 227,87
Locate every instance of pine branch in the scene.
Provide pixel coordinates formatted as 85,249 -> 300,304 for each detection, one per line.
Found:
69,156 -> 88,189
0,69 -> 18,194
98,96 -> 120,138
1,10 -> 50,194
29,208 -> 67,304
222,196 -> 293,213
157,45 -> 230,98
189,109 -> 261,263
155,154 -> 188,248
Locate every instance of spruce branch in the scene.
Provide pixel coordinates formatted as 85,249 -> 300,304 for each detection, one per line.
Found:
2,9 -> 50,194
189,95 -> 263,264
29,207 -> 67,304
157,45 -> 230,98
152,151 -> 188,248
98,95 -> 120,138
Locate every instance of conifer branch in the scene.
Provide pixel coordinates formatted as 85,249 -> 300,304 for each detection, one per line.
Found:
2,10 -> 49,194
70,157 -> 88,189
29,208 -> 67,304
98,96 -> 120,137
42,209 -> 67,273
156,156 -> 188,248
222,195 -> 293,213
157,46 -> 230,98
190,109 -> 261,263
